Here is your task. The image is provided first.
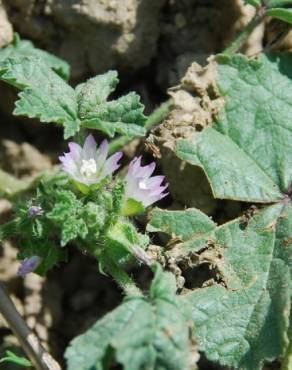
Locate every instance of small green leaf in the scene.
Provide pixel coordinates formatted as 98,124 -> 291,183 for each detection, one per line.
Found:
266,8 -> 292,23
78,71 -> 147,138
266,0 -> 292,7
183,203 -> 292,370
105,220 -> 149,260
0,350 -> 32,367
0,57 -> 80,138
244,0 -> 262,6
0,34 -> 70,79
176,54 -> 292,202
76,71 -> 118,116
147,207 -> 216,241
46,190 -> 88,246
122,198 -> 145,217
65,265 -> 192,370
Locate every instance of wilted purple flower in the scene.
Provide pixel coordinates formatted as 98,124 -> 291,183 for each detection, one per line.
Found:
27,206 -> 44,218
125,156 -> 168,208
17,256 -> 42,277
59,135 -> 122,186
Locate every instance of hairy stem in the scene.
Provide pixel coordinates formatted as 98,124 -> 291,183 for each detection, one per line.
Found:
106,257 -> 142,297
224,11 -> 265,55
108,99 -> 173,155
0,282 -> 62,370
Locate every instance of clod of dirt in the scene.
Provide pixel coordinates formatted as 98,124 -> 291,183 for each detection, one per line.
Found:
4,0 -> 165,79
0,1 -> 13,48
151,59 -> 224,214
156,0 -> 263,89
0,140 -> 52,179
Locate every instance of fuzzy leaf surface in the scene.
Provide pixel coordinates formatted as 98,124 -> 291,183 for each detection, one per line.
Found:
0,57 -> 79,138
0,36 -> 70,79
147,207 -> 216,241
176,54 -> 292,202
65,266 -> 191,370
183,203 -> 292,370
80,76 -> 147,138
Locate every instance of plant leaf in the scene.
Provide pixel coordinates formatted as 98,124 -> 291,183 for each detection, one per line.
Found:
183,203 -> 292,370
266,8 -> 292,23
65,265 -> 192,370
266,0 -> 292,8
78,71 -> 147,138
0,34 -> 70,80
0,350 -> 32,367
0,57 -> 79,139
244,0 -> 262,6
176,54 -> 292,202
147,207 -> 216,241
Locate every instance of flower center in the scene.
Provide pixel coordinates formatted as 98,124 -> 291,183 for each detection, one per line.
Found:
138,179 -> 148,190
80,158 -> 97,178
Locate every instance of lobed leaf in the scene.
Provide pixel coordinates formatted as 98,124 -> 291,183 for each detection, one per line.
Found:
183,203 -> 292,370
0,35 -> 70,79
176,54 -> 292,202
77,71 -> 146,138
65,265 -> 192,370
0,56 -> 147,139
0,57 -> 79,138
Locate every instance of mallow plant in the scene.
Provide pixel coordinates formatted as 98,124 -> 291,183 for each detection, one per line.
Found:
1,1 -> 292,369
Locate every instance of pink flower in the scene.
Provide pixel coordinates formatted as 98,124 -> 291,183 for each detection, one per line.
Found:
125,156 -> 168,208
59,135 -> 122,186
18,256 -> 42,277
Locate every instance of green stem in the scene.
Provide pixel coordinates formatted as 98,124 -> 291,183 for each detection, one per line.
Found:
106,257 -> 142,297
224,11 -> 265,55
281,321 -> 292,370
108,99 -> 173,155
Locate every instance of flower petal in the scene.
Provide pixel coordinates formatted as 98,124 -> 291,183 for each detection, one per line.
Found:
68,142 -> 82,161
82,134 -> 97,160
18,256 -> 42,277
95,139 -> 109,167
138,162 -> 156,178
102,151 -> 123,178
145,175 -> 165,189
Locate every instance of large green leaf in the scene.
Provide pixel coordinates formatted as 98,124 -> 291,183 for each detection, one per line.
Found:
0,57 -> 79,138
0,35 -> 70,80
182,203 -> 292,370
176,54 -> 292,202
147,201 -> 292,370
65,265 -> 192,370
0,57 -> 147,139
78,72 -> 147,138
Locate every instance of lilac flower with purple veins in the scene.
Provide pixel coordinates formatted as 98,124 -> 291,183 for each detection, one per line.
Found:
17,256 -> 42,277
124,156 -> 168,210
59,135 -> 122,186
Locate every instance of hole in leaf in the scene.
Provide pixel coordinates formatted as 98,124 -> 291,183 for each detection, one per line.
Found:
182,263 -> 219,290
